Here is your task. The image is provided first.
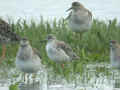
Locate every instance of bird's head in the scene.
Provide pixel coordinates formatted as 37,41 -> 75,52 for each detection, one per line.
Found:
66,2 -> 84,12
40,34 -> 56,43
46,34 -> 56,41
110,40 -> 120,49
20,37 -> 30,47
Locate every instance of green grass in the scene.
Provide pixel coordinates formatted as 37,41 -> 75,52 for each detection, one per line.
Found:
0,18 -> 120,79
9,83 -> 18,90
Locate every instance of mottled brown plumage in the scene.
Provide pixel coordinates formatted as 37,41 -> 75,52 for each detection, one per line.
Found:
0,19 -> 21,61
45,34 -> 79,63
66,1 -> 92,39
32,48 -> 42,59
56,41 -> 79,60
0,18 -> 21,44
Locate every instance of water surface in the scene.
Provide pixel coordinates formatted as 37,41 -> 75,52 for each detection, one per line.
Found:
0,63 -> 120,90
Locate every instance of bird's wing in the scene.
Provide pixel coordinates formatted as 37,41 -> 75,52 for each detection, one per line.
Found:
32,48 -> 42,59
83,8 -> 92,20
87,10 -> 92,20
65,11 -> 72,20
56,40 -> 79,60
82,8 -> 92,20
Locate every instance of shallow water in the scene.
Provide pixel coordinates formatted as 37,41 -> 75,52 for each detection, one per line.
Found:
0,0 -> 120,21
0,62 -> 120,90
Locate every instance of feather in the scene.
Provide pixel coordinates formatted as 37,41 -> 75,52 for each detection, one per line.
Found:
0,19 -> 21,44
56,40 -> 79,60
32,48 -> 42,59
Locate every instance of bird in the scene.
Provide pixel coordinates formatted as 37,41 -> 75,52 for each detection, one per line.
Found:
16,38 -> 42,83
44,34 -> 79,67
66,1 -> 92,39
0,18 -> 21,61
110,40 -> 120,69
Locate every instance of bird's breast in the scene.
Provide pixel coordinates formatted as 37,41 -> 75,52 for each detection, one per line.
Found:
46,43 -> 70,62
71,10 -> 91,23
46,43 -> 57,54
16,58 -> 40,73
17,47 -> 32,61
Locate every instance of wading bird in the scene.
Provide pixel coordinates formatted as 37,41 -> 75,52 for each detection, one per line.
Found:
66,2 -> 92,39
110,40 -> 120,69
16,38 -> 42,84
43,34 -> 79,68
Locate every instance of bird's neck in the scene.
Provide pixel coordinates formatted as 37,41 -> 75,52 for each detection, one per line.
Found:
73,8 -> 80,12
47,40 -> 57,49
17,45 -> 33,60
47,39 -> 56,44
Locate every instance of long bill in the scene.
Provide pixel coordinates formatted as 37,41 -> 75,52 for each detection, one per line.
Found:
66,7 -> 72,12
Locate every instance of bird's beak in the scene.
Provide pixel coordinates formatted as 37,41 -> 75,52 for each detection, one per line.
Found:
66,7 -> 72,12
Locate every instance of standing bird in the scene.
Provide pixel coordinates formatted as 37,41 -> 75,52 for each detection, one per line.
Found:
66,2 -> 92,39
0,18 -> 21,61
110,40 -> 120,69
16,38 -> 42,83
44,34 -> 79,67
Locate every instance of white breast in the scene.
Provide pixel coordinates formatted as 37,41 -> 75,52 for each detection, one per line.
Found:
110,48 -> 120,68
16,46 -> 41,73
46,42 -> 70,63
69,10 -> 92,32
16,56 -> 41,73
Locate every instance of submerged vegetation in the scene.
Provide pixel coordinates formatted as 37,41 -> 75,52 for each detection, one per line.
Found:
0,18 -> 119,79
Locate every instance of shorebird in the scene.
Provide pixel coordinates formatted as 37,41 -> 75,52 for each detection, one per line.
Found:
110,40 -> 120,69
0,18 -> 21,61
44,34 -> 79,67
66,2 -> 92,39
16,38 -> 42,83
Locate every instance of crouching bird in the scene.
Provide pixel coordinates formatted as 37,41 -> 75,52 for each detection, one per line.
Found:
42,34 -> 79,68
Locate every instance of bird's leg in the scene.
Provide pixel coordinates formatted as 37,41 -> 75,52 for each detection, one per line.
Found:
61,64 -> 64,68
32,73 -> 36,87
1,44 -> 6,59
27,74 -> 30,84
24,73 -> 26,82
54,64 -> 58,83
